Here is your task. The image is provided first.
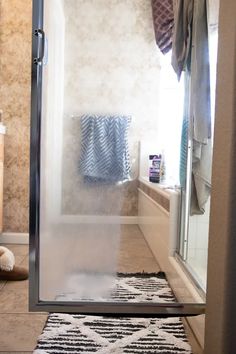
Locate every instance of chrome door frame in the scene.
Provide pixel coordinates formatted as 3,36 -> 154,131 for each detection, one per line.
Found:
29,0 -> 205,316
29,0 -> 43,312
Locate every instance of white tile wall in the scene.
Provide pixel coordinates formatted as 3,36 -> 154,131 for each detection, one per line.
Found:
187,198 -> 210,288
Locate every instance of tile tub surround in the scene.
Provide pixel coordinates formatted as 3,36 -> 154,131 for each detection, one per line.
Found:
138,179 -> 170,212
0,0 -> 32,233
61,0 -> 162,216
187,198 -> 210,290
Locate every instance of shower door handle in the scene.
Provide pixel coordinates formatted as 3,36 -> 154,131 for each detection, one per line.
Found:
33,29 -> 45,65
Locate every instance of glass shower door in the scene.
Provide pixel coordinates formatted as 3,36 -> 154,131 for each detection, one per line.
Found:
29,0 -> 205,316
178,2 -> 219,292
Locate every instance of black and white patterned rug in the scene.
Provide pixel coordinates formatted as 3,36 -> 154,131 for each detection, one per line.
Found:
34,273 -> 192,354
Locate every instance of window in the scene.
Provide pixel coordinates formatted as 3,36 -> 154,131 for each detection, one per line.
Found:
158,52 -> 184,186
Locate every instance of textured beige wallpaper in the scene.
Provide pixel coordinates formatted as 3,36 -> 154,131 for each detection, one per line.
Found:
0,0 -> 161,229
0,0 -> 32,232
62,0 -> 161,216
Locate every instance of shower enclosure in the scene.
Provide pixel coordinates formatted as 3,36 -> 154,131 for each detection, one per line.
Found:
178,1 -> 219,292
29,0 -> 205,316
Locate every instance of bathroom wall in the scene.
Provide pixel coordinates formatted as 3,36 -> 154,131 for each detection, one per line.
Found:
61,0 -> 162,216
0,0 -> 32,232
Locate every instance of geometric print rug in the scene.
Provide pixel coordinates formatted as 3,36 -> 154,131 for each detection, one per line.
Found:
54,272 -> 176,303
33,273 -> 192,354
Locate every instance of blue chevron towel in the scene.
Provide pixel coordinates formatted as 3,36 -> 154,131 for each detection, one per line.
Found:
79,115 -> 132,183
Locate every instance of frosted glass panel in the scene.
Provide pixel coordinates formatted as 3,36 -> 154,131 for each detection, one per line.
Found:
185,19 -> 219,291
34,0 -> 205,313
39,0 -> 161,302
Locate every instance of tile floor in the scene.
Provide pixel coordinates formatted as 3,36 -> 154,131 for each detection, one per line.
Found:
0,225 -> 161,353
0,243 -> 47,353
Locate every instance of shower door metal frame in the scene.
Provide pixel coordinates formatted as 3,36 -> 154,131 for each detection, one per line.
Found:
29,0 -> 43,312
29,0 -> 205,316
178,73 -> 193,262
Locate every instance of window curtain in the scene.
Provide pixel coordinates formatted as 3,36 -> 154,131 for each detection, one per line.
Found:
151,0 -> 174,54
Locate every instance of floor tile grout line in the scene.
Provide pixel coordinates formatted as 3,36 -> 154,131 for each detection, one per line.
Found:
0,280 -> 8,291
19,254 -> 29,265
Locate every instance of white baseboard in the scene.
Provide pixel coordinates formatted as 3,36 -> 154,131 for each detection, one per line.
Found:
0,216 -> 138,244
0,232 -> 29,244
59,215 -> 139,224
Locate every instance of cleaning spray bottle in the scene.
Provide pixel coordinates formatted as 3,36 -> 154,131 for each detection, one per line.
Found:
149,154 -> 162,183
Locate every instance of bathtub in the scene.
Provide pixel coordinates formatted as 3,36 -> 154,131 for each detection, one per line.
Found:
138,176 -> 205,352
